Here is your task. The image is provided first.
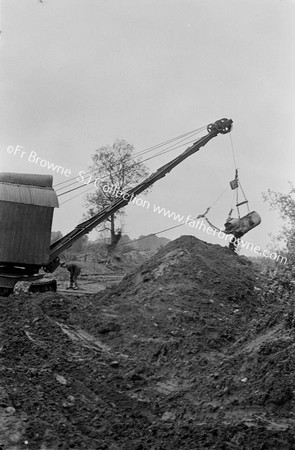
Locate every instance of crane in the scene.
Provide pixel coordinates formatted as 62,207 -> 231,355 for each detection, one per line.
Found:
0,118 -> 237,296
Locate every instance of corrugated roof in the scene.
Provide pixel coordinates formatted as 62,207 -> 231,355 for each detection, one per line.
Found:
0,183 -> 59,207
0,172 -> 53,187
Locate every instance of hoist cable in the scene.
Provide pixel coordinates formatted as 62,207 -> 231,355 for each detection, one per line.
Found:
194,185 -> 230,232
56,132 -> 203,195
209,184 -> 230,208
229,133 -> 237,170
196,185 -> 229,219
116,210 -> 223,248
238,181 -> 250,212
228,132 -> 251,217
230,190 -> 235,213
54,126 -> 206,189
56,132 -> 207,198
236,183 -> 240,217
59,185 -> 95,206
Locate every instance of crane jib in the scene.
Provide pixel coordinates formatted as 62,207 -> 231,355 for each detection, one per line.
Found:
46,118 -> 233,269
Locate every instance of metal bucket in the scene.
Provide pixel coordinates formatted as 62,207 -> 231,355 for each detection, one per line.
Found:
224,211 -> 261,236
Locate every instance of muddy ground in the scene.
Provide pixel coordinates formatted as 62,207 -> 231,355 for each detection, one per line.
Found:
1,235 -> 295,449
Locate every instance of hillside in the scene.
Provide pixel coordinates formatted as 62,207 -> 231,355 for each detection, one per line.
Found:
131,234 -> 170,251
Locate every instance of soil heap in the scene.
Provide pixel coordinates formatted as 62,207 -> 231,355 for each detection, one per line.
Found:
1,235 -> 295,449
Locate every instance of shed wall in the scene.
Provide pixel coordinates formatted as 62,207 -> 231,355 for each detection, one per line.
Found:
0,202 -> 53,265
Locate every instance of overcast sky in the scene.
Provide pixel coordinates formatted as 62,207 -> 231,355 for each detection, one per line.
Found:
1,0 -> 295,256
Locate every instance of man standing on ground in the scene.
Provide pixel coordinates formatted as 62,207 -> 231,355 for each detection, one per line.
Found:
61,261 -> 81,289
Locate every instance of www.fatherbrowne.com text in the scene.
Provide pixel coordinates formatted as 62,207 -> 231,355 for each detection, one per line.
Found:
100,182 -> 287,264
6,147 -> 286,264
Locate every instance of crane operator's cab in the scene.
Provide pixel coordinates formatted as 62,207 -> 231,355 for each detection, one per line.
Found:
0,172 -> 59,295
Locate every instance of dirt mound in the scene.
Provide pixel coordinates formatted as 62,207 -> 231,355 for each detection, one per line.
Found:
1,235 -> 295,449
90,236 -> 257,361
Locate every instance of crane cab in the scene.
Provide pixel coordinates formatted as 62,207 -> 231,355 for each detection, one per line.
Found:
0,172 -> 59,295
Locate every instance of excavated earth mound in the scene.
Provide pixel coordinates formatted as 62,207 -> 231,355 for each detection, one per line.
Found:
1,235 -> 295,449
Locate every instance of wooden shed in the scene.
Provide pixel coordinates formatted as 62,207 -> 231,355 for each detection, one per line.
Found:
0,172 -> 59,266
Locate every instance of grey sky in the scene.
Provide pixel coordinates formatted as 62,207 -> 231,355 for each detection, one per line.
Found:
1,0 -> 295,255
